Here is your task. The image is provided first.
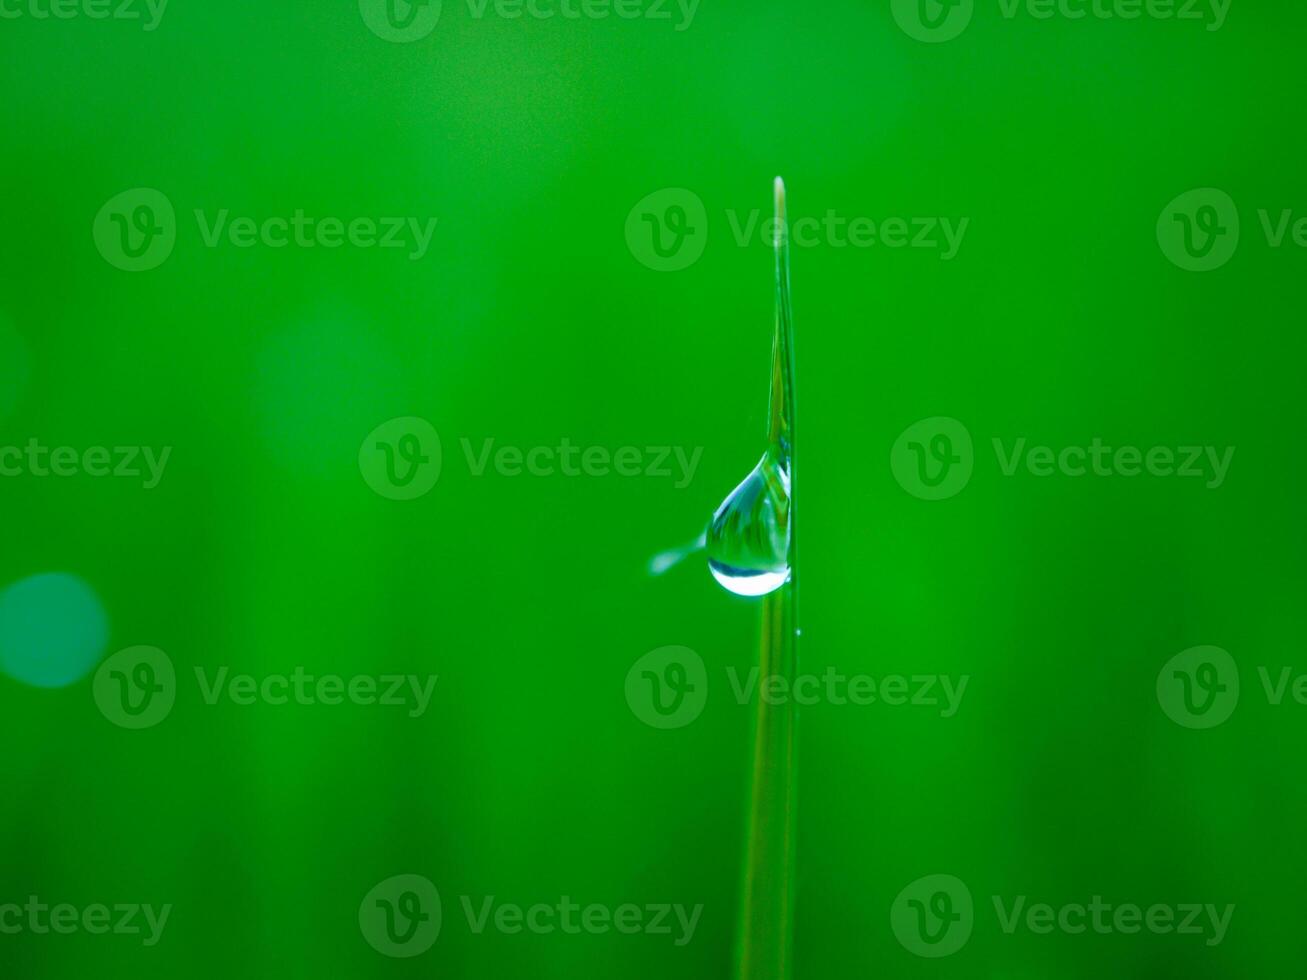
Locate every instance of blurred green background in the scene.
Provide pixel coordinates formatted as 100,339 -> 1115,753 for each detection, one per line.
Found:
2,0 -> 1305,976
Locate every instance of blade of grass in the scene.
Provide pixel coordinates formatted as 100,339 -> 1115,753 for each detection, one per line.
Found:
736,177 -> 799,980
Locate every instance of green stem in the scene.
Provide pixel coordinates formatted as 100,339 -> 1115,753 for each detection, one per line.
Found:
737,177 -> 799,980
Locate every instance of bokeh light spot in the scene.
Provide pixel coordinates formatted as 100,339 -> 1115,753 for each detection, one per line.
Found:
0,573 -> 109,688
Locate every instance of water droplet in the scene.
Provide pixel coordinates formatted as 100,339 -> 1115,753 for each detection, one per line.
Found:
707,448 -> 790,596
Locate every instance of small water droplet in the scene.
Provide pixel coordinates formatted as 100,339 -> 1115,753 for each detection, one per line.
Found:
707,447 -> 790,596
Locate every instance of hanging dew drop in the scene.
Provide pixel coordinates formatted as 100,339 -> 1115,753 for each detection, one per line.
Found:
707,448 -> 790,596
